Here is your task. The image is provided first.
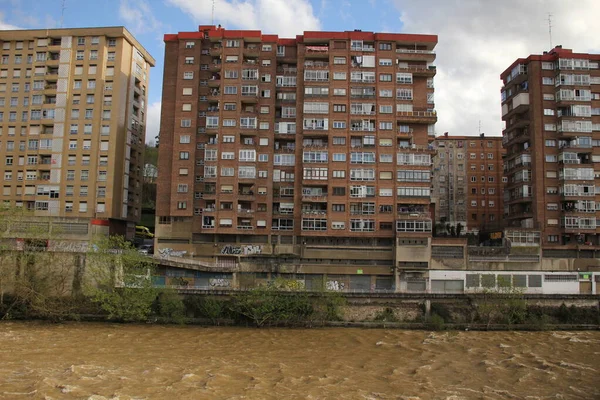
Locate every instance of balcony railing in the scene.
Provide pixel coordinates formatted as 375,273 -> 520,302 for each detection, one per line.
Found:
396,49 -> 435,55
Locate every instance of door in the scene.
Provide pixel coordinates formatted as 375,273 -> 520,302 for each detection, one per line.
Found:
579,281 -> 592,294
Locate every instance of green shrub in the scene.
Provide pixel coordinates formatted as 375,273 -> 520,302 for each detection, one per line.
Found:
430,303 -> 453,322
156,290 -> 186,324
427,313 -> 446,331
374,307 -> 398,322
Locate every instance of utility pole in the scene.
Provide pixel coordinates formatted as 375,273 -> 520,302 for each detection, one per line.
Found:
60,0 -> 67,28
547,13 -> 553,49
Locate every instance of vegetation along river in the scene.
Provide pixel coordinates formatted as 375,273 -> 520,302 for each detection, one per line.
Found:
0,322 -> 598,399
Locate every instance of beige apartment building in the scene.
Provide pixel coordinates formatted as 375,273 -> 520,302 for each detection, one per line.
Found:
432,134 -> 505,234
0,27 -> 154,243
501,46 -> 600,248
156,26 -> 437,288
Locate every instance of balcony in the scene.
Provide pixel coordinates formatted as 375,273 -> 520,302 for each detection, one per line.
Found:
302,209 -> 327,216
303,60 -> 328,69
243,45 -> 259,57
209,46 -> 222,56
209,61 -> 222,71
302,195 -> 328,202
502,127 -> 530,147
303,125 -> 328,134
305,45 -> 329,58
395,219 -> 432,233
237,191 -> 255,200
395,48 -> 436,61
208,76 -> 221,87
276,66 -> 298,75
398,65 -> 437,76
396,110 -> 437,124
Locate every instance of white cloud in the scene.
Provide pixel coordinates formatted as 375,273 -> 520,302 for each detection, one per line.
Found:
0,12 -> 20,30
119,0 -> 162,35
145,101 -> 162,145
166,0 -> 321,37
391,0 -> 600,136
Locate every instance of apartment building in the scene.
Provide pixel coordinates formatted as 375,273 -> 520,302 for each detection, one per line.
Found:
156,26 -> 437,286
432,134 -> 504,234
0,27 -> 154,240
501,46 -> 600,247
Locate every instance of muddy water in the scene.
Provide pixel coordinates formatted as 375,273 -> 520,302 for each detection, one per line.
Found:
0,323 -> 599,400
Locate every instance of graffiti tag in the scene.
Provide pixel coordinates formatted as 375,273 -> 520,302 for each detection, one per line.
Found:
220,244 -> 262,256
49,241 -> 89,252
209,278 -> 231,287
326,280 -> 345,291
158,248 -> 188,258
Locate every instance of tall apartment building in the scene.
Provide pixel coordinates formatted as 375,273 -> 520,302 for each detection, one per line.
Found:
157,26 -> 437,286
0,27 -> 154,240
501,46 -> 600,247
432,134 -> 504,234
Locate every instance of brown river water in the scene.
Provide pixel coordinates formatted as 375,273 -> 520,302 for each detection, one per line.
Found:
0,322 -> 599,400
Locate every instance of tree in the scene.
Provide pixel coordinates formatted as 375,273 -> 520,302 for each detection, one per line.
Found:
0,206 -> 76,321
456,223 -> 463,237
476,276 -> 526,329
84,235 -> 159,322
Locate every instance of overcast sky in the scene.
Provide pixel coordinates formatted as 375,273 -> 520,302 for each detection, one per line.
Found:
2,0 -> 600,142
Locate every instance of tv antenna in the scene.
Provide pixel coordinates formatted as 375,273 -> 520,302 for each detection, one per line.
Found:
547,13 -> 553,49
211,0 -> 215,25
60,0 -> 67,28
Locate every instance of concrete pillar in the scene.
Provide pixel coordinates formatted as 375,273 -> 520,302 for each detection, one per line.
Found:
394,268 -> 401,293
424,299 -> 431,316
231,271 -> 238,289
72,253 -> 86,296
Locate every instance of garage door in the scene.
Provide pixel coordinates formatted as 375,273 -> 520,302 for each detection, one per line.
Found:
431,280 -> 464,294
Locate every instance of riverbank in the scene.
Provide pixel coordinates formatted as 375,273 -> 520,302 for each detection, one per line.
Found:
2,290 -> 599,331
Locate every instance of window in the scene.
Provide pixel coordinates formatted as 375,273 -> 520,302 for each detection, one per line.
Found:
379,74 -> 392,82
542,77 -> 554,85
379,58 -> 392,66
333,57 -> 346,65
182,88 -> 192,95
180,119 -> 191,127
332,153 -> 346,162
183,71 -> 194,79
378,122 -> 392,130
179,151 -> 189,160
396,73 -> 413,84
544,108 -> 555,116
185,41 -> 195,48
333,187 -> 346,196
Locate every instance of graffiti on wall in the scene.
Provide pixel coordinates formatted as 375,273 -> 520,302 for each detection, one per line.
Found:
209,278 -> 232,288
326,280 -> 346,291
158,248 -> 188,258
220,244 -> 262,256
49,241 -> 89,253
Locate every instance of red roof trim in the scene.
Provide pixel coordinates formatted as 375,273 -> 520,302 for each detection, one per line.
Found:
277,38 -> 297,46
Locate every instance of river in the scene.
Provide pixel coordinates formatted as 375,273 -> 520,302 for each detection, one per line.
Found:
0,322 -> 598,399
